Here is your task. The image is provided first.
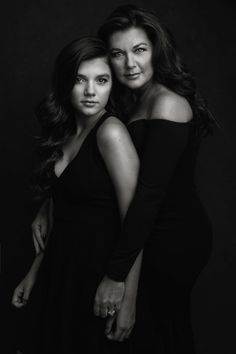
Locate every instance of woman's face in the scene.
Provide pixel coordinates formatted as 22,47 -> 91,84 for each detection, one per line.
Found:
109,27 -> 153,89
71,57 -> 112,117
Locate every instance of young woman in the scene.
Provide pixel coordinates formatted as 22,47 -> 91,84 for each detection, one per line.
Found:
94,5 -> 214,353
12,36 -> 141,353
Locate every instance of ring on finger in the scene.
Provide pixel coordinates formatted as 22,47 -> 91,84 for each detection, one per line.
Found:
107,308 -> 116,316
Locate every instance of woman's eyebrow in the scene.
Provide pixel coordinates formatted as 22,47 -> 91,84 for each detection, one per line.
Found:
96,74 -> 111,78
110,48 -> 124,51
133,42 -> 149,49
111,43 -> 149,51
76,74 -> 87,78
76,74 -> 111,78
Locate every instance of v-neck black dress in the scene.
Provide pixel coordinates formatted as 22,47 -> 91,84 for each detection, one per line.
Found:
22,112 -> 133,354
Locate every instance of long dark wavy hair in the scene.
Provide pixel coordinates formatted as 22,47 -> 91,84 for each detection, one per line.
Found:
33,37 -> 113,200
98,4 -> 215,135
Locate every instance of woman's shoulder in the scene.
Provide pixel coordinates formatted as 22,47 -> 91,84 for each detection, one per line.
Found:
97,115 -> 130,146
149,85 -> 193,123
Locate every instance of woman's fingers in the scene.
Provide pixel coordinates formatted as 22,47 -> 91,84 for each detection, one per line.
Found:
106,326 -> 123,341
35,227 -> 45,250
40,222 -> 47,240
94,302 -> 118,318
94,277 -> 125,318
12,287 -> 25,308
94,294 -> 120,318
33,234 -> 41,255
32,226 -> 45,252
106,311 -> 134,342
100,306 -> 109,318
11,289 -> 19,306
105,315 -> 116,335
107,325 -> 132,342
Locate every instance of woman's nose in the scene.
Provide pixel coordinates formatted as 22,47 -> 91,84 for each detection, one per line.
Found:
85,82 -> 95,96
126,53 -> 136,69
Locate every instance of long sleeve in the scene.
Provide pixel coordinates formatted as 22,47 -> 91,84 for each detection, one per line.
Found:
106,120 -> 191,281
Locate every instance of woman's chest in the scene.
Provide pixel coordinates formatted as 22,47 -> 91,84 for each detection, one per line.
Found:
52,139 -> 115,202
54,133 -> 89,178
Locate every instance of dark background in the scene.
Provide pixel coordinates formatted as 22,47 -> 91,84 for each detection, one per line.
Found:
1,0 -> 235,353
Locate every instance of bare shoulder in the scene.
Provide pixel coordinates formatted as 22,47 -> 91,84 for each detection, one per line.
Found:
150,88 -> 193,123
97,116 -> 130,148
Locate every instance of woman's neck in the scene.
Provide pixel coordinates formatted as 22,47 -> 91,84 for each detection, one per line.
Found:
74,109 -> 106,136
134,78 -> 154,102
129,80 -> 163,117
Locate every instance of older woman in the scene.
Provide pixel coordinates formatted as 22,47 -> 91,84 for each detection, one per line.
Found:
94,5 -> 213,353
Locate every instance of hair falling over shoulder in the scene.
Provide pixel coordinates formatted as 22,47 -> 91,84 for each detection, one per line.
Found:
31,37 -> 111,200
31,92 -> 75,201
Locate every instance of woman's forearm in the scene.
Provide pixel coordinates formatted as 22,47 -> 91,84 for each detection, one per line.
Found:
28,253 -> 44,277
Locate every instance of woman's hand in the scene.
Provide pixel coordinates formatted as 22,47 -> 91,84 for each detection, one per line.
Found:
32,213 -> 48,254
11,272 -> 36,308
94,276 -> 125,318
105,299 -> 136,341
32,199 -> 53,254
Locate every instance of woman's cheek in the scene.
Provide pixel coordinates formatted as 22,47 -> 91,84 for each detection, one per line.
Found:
111,60 -> 122,76
104,84 -> 112,95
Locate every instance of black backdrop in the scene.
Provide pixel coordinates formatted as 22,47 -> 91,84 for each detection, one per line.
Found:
1,0 -> 236,353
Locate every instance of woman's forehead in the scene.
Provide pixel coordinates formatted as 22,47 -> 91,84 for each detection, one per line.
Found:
77,57 -> 111,75
109,27 -> 151,48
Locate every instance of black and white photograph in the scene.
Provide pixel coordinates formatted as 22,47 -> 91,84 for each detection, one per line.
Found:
1,1 -> 235,353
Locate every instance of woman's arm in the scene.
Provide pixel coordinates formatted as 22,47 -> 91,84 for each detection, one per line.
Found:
32,197 -> 53,254
107,115 -> 191,281
93,117 -> 141,338
100,118 -> 190,340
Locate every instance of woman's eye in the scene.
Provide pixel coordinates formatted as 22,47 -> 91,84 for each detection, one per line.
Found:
75,77 -> 85,83
97,78 -> 108,84
134,48 -> 146,54
110,51 -> 124,58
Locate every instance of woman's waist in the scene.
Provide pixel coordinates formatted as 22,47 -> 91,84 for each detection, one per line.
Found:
52,197 -> 120,222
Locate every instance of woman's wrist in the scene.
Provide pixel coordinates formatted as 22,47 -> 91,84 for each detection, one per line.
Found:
122,291 -> 137,306
122,297 -> 136,313
30,253 -> 44,274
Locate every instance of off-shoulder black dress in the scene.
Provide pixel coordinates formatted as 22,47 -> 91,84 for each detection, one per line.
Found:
107,118 -> 213,354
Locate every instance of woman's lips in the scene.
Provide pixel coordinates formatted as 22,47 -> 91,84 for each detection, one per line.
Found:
81,101 -> 99,107
125,73 -> 141,80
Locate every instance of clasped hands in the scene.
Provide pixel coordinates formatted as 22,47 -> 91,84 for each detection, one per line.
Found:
94,276 -> 136,342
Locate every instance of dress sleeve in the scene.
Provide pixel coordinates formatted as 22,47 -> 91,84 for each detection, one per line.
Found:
106,120 -> 191,281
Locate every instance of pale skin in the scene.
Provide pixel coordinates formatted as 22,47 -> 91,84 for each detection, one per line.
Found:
94,26 -> 193,319
12,56 -> 141,341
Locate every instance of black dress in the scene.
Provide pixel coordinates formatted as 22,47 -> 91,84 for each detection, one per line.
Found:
22,112 -> 133,354
106,119 -> 213,354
